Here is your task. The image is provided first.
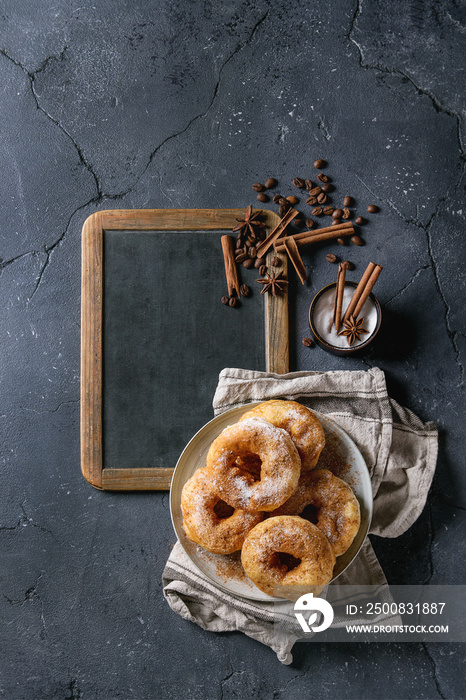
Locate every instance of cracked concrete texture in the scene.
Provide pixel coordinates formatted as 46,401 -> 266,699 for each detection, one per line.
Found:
0,0 -> 465,698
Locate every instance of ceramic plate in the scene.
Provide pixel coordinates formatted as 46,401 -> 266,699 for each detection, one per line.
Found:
170,403 -> 373,601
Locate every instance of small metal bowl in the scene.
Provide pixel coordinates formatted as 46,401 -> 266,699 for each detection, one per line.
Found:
309,281 -> 382,357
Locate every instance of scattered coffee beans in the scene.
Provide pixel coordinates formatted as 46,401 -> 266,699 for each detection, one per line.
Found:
304,179 -> 314,190
243,258 -> 254,268
252,183 -> 263,192
240,284 -> 251,297
270,255 -> 281,267
320,183 -> 334,193
273,194 -> 281,203
326,253 -> 338,263
254,257 -> 266,268
314,159 -> 326,169
312,207 -> 323,216
221,296 -> 229,305
286,195 -> 299,205
342,207 -> 351,219
317,192 -> 327,204
367,204 -> 379,213
302,337 -> 314,347
354,216 -> 366,225
306,196 -> 317,206
332,209 -> 343,219
293,177 -> 305,188
342,260 -> 355,270
323,206 -> 334,215
305,218 -> 315,229
308,186 -> 322,196
229,297 -> 239,307
336,237 -> 347,245
351,235 -> 364,246
259,264 -> 267,276
317,173 -> 329,183
343,196 -> 353,207
264,177 -> 277,189
257,193 -> 268,202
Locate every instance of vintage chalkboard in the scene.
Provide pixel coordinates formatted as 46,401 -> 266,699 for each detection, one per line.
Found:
81,209 -> 289,490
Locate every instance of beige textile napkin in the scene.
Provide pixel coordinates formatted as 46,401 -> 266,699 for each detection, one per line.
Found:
163,367 -> 438,664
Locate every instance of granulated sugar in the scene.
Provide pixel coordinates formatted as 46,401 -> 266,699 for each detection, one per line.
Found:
312,285 -> 378,349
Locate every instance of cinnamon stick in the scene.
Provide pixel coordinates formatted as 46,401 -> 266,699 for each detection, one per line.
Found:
342,262 -> 383,323
255,208 -> 298,258
352,264 -> 383,320
283,237 -> 308,285
221,235 -> 240,297
333,263 -> 346,332
274,223 -> 354,251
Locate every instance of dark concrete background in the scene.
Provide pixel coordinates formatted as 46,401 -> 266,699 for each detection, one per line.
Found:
0,1 -> 464,698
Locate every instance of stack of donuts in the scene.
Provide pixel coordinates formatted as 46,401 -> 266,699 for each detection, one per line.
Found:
181,400 -> 361,597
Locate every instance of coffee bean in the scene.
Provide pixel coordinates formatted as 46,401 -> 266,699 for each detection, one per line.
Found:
351,235 -> 364,246
367,204 -> 379,213
240,284 -> 251,297
305,218 -> 315,229
304,179 -> 314,190
317,192 -> 327,204
306,196 -> 317,206
302,337 -> 314,347
278,196 -> 289,206
286,195 -> 299,205
320,183 -> 334,193
332,209 -> 343,219
317,173 -> 329,183
270,255 -> 281,267
235,251 -> 248,263
308,186 -> 322,196
254,257 -> 266,268
252,182 -> 263,192
342,207 -> 351,219
292,177 -> 305,188
326,253 -> 338,263
336,237 -> 347,245
312,207 -> 323,216
343,196 -> 353,207
229,296 -> 239,307
221,296 -> 230,305
257,193 -> 268,202
243,258 -> 254,268
342,260 -> 355,270
331,219 -> 341,226
248,246 -> 257,258
264,177 -> 277,189
259,264 -> 267,276
323,206 -> 334,215
273,193 -> 281,203
279,204 -> 287,216
314,159 -> 326,169
355,216 -> 366,225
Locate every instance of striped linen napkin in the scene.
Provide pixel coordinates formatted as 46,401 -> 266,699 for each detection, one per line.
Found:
163,367 -> 438,664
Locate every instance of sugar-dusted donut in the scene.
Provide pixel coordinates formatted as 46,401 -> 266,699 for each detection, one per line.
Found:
270,469 -> 361,557
239,400 -> 326,471
181,467 -> 263,555
206,417 -> 301,512
241,515 -> 336,597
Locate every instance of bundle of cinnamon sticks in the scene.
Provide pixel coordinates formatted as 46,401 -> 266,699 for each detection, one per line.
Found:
332,261 -> 383,332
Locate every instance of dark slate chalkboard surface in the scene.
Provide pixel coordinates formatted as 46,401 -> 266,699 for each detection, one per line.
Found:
103,229 -> 265,471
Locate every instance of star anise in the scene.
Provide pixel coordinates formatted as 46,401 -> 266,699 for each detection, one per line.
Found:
232,204 -> 266,239
338,315 -> 369,346
256,271 -> 289,296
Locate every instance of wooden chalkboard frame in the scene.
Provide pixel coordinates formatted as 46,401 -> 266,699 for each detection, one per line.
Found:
81,208 -> 289,490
